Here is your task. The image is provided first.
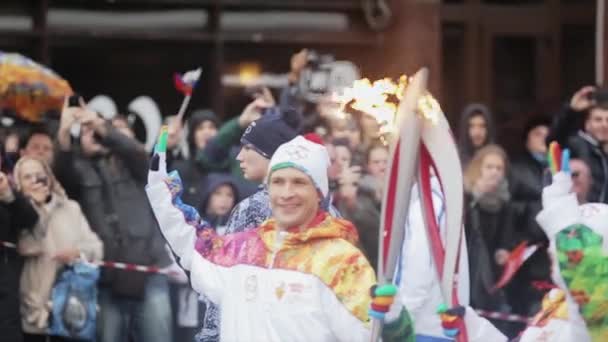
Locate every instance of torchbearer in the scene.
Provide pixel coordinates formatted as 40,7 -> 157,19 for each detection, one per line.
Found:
146,134 -> 413,342
520,145 -> 608,341
372,68 -> 506,342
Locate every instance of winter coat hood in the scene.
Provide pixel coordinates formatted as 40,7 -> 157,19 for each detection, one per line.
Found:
458,103 -> 495,165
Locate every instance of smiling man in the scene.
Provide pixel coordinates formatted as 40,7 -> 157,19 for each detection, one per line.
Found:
146,136 -> 380,341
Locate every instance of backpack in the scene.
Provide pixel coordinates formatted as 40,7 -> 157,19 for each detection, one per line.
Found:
48,262 -> 100,341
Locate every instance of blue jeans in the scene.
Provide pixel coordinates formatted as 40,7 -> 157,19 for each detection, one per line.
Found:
97,274 -> 173,342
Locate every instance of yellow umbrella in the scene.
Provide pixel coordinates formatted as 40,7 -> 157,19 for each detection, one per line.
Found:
0,51 -> 72,123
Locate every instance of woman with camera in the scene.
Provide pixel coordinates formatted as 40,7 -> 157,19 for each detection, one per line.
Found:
13,156 -> 102,342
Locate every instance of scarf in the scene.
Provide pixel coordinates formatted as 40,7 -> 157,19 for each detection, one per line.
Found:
473,179 -> 510,213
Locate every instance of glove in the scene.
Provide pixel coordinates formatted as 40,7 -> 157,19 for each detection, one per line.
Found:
437,303 -> 466,338
148,151 -> 168,186
370,284 -> 415,342
368,284 -> 398,321
148,125 -> 170,186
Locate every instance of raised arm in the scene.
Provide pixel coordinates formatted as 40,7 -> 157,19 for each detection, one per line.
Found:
97,126 -> 149,182
547,86 -> 595,146
147,149 -> 237,303
196,98 -> 267,170
0,172 -> 38,234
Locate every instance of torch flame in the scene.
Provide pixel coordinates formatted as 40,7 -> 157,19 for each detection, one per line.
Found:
335,74 -> 441,134
417,94 -> 441,125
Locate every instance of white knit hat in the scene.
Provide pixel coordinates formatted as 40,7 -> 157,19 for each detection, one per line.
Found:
267,135 -> 330,199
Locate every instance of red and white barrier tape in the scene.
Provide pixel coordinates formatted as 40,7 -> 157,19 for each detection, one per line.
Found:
1,240 -> 17,249
93,261 -> 172,275
1,239 -> 541,322
1,240 -> 174,275
475,310 -> 532,324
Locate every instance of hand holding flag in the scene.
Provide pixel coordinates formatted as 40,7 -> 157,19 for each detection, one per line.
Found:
173,67 -> 202,124
547,141 -> 570,176
491,241 -> 540,291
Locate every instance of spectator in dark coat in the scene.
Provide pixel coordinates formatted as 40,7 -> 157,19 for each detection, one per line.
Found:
548,86 -> 608,203
508,116 -> 553,316
463,145 -> 522,337
55,103 -> 173,342
338,142 -> 388,270
0,170 -> 39,342
170,110 -> 220,209
508,116 -> 551,248
163,110 -> 219,166
458,103 -> 496,167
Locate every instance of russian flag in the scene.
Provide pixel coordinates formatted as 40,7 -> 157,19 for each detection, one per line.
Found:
174,68 -> 202,96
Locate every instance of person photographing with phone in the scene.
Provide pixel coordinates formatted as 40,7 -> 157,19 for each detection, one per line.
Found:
0,169 -> 39,342
548,86 -> 608,204
54,96 -> 174,342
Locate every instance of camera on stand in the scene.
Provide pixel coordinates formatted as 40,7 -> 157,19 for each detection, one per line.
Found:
297,50 -> 360,103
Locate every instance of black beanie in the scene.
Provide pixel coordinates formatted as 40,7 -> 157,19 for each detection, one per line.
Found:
240,111 -> 298,159
523,116 -> 551,140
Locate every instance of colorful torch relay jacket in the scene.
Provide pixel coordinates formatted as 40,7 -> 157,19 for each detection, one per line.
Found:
394,178 -> 506,342
526,172 -> 608,342
146,171 -> 376,342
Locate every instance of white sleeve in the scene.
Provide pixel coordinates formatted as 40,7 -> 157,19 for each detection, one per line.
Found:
321,285 -> 371,342
146,181 -> 227,303
464,307 -> 508,342
146,182 -> 198,270
536,172 -> 580,238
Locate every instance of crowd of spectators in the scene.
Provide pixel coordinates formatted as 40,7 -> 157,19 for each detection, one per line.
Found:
1,49 -> 606,341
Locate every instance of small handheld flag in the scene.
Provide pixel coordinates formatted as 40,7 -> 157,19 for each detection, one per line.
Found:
174,68 -> 202,97
547,142 -> 562,175
491,241 -> 539,291
547,142 -> 571,176
547,142 -> 560,175
173,67 -> 202,124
